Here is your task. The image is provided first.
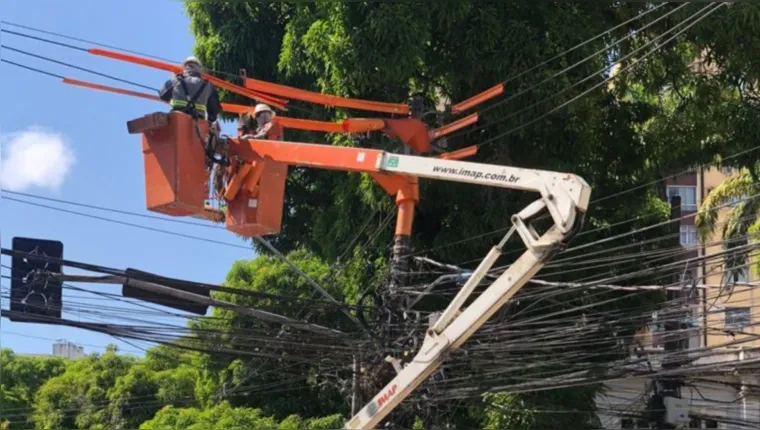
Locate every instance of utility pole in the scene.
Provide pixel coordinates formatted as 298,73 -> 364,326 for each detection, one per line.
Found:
651,195 -> 690,429
390,94 -> 425,294
351,355 -> 361,415
382,93 -> 425,428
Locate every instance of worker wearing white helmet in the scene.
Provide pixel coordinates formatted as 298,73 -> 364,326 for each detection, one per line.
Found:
239,103 -> 283,141
159,55 -> 222,123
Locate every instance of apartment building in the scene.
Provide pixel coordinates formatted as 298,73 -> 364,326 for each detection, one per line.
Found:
597,167 -> 760,429
18,339 -> 86,360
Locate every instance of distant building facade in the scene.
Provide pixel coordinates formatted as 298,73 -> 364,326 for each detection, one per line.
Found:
18,339 -> 86,359
52,339 -> 85,359
597,167 -> 760,428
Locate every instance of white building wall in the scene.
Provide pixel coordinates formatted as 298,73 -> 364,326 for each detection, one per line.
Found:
598,373 -> 760,429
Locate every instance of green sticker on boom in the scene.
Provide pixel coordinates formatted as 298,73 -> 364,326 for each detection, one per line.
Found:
387,156 -> 399,168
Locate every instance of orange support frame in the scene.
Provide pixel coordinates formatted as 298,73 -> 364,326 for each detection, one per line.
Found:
437,145 -> 478,160
273,117 -> 345,134
64,78 -> 162,102
63,78 -> 258,115
341,118 -> 387,133
451,83 -> 505,114
64,76 -> 476,159
430,113 -> 479,140
244,78 -> 409,115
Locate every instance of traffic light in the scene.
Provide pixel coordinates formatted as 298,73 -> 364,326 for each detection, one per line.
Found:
8,237 -> 64,322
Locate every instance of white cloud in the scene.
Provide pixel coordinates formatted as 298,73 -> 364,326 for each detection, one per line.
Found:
0,127 -> 76,192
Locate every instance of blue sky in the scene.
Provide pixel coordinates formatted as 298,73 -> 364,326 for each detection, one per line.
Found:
1,0 -> 255,355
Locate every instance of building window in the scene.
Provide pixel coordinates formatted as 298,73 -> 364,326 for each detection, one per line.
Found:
725,261 -> 749,286
725,307 -> 751,329
620,418 -> 634,429
667,186 -> 697,211
732,267 -> 749,284
680,225 -> 698,246
704,418 -> 718,428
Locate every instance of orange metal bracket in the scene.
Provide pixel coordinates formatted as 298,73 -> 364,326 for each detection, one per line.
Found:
243,161 -> 267,197
437,145 -> 478,161
223,163 -> 253,201
369,174 -> 419,237
430,113 -> 479,140
272,117 -> 345,134
64,78 -> 162,102
384,119 -> 432,154
87,48 -> 289,111
62,77 -> 257,116
451,83 -> 504,115
341,118 -> 386,133
244,78 -> 409,115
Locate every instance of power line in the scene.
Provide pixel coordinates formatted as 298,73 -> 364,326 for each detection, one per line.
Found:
1,44 -> 156,91
457,2 -> 689,132
2,195 -> 251,250
490,2 -> 671,97
473,2 -> 725,151
0,58 -> 64,80
0,20 -> 241,80
1,189 -> 222,230
1,20 -> 174,62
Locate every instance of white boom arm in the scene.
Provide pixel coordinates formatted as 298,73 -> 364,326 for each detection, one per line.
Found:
345,153 -> 591,429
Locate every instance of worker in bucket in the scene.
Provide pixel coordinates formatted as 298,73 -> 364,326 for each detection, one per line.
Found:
159,56 -> 222,126
240,103 -> 284,141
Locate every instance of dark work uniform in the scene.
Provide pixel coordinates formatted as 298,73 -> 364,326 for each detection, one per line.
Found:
159,66 -> 222,123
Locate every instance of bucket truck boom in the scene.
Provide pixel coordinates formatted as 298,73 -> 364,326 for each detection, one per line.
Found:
344,153 -> 591,429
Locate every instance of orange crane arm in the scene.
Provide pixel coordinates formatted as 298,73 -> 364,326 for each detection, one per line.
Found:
271,117 -> 344,134
245,78 -> 409,115
87,48 -> 289,111
451,83 -> 504,114
430,113 -> 478,139
228,138 -> 385,173
64,78 -> 162,103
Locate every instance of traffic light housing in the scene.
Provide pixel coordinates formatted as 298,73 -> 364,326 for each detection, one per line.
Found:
8,237 -> 64,322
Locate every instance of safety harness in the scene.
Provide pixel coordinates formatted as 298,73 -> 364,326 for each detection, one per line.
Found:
169,74 -> 228,169
171,74 -> 209,119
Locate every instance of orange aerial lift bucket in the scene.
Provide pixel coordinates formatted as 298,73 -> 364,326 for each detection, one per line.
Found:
225,159 -> 287,237
127,111 -> 209,217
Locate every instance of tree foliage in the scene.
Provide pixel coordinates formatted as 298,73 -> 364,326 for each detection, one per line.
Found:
139,402 -> 343,430
0,349 -> 66,429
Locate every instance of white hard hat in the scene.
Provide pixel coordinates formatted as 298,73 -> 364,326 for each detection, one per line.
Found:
182,56 -> 203,68
254,103 -> 274,116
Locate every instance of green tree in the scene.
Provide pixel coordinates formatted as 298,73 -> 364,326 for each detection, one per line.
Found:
187,250 -> 359,419
479,388 -> 601,430
696,169 -> 759,279
31,345 -> 135,429
0,349 -> 66,429
139,401 -> 343,430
